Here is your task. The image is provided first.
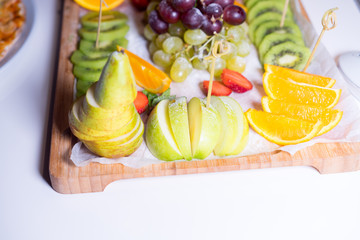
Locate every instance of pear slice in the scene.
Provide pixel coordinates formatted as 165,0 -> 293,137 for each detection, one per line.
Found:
94,50 -> 137,109
188,97 -> 221,159
211,96 -> 238,156
145,99 -> 183,161
168,97 -> 192,160
219,97 -> 249,156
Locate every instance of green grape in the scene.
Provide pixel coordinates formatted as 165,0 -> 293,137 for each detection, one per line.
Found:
162,36 -> 184,54
146,2 -> 159,16
240,22 -> 249,34
186,46 -> 194,59
168,22 -> 186,37
155,33 -> 170,49
153,50 -> 173,68
226,26 -> 246,43
208,58 -> 226,77
144,24 -> 157,41
226,56 -> 246,73
184,29 -> 208,45
236,41 -> 250,57
149,41 -> 159,56
221,42 -> 238,60
192,58 -> 208,70
170,57 -> 193,82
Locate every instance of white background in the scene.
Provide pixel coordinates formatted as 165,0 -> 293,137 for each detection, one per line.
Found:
0,0 -> 360,239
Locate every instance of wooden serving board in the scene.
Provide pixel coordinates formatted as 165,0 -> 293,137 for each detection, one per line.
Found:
48,0 -> 360,194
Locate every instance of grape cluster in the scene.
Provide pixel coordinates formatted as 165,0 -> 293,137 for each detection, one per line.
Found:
144,0 -> 250,82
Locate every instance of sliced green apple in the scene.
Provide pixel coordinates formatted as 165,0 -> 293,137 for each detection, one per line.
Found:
94,51 -> 137,109
168,97 -> 192,160
188,97 -> 221,159
219,97 -> 249,156
145,99 -> 183,161
210,96 -> 238,156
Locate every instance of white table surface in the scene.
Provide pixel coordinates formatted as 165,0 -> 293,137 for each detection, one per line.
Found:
1,0 -> 360,239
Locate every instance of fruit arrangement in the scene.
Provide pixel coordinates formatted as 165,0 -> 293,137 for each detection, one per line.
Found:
146,96 -> 248,160
69,50 -> 144,158
244,0 -> 310,70
143,0 -> 252,82
245,64 -> 342,145
70,10 -> 129,97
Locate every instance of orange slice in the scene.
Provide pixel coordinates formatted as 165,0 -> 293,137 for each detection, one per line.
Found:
263,72 -> 341,108
74,0 -> 125,11
262,96 -> 343,136
245,109 -> 324,145
264,64 -> 336,88
234,1 -> 248,12
117,47 -> 171,94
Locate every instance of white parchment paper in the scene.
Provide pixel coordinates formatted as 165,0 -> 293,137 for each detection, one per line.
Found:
71,0 -> 360,167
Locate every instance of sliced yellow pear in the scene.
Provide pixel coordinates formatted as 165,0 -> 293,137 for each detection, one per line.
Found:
168,97 -> 192,160
94,50 -> 137,109
145,99 -> 183,161
210,96 -> 238,156
188,97 -> 221,159
84,121 -> 144,158
219,97 -> 249,156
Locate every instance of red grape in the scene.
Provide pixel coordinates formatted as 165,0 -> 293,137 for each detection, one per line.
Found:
203,0 -> 215,5
213,0 -> 234,9
223,5 -> 246,25
171,0 -> 195,13
201,17 -> 222,35
205,3 -> 223,19
158,0 -> 180,23
181,8 -> 204,29
131,0 -> 150,10
148,10 -> 169,34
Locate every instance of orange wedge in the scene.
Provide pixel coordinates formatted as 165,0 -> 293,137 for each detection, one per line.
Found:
262,96 -> 343,136
117,47 -> 171,94
264,64 -> 336,88
263,72 -> 341,108
245,109 -> 324,145
74,0 -> 125,11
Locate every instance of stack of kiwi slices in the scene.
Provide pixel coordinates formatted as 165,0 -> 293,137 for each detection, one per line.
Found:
244,0 -> 310,70
71,11 -> 129,97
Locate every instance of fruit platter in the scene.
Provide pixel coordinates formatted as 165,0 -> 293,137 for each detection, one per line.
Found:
49,0 -> 360,194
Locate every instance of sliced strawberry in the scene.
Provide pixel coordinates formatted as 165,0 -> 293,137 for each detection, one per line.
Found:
203,80 -> 232,96
134,91 -> 149,114
221,69 -> 253,93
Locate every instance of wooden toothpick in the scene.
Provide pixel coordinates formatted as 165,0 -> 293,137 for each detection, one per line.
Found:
95,0 -> 109,48
280,0 -> 290,28
303,7 -> 338,72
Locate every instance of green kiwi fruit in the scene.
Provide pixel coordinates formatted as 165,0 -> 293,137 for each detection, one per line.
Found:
262,42 -> 310,71
254,20 -> 302,47
248,12 -> 293,42
258,33 -> 305,62
247,1 -> 293,24
79,38 -> 128,58
76,79 -> 96,98
79,24 -> 130,42
246,0 -> 290,10
73,65 -> 102,82
70,50 -> 108,69
81,11 -> 128,31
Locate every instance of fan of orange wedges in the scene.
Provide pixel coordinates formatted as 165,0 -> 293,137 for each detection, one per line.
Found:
245,64 -> 343,145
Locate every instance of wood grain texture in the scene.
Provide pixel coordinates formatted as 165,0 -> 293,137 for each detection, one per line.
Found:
48,0 -> 360,194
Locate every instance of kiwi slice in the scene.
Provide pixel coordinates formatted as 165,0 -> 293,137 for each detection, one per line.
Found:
246,0 -> 289,10
248,12 -> 293,42
81,11 -> 128,31
254,20 -> 302,47
79,38 -> 128,58
263,42 -> 310,71
70,50 -> 108,69
73,65 -> 102,82
258,33 -> 305,62
247,1 -> 293,24
79,24 -> 130,42
76,79 -> 96,98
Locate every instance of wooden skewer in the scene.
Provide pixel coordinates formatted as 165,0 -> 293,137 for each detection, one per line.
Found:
95,0 -> 109,48
280,0 -> 290,28
303,7 -> 338,72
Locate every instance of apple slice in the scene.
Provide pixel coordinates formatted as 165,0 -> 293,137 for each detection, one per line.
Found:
168,97 -> 192,160
145,99 -> 183,161
219,97 -> 249,155
188,97 -> 221,159
210,96 -> 238,156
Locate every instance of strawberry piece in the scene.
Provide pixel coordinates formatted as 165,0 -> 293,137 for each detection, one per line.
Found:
221,69 -> 253,93
134,91 -> 149,114
203,80 -> 232,96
